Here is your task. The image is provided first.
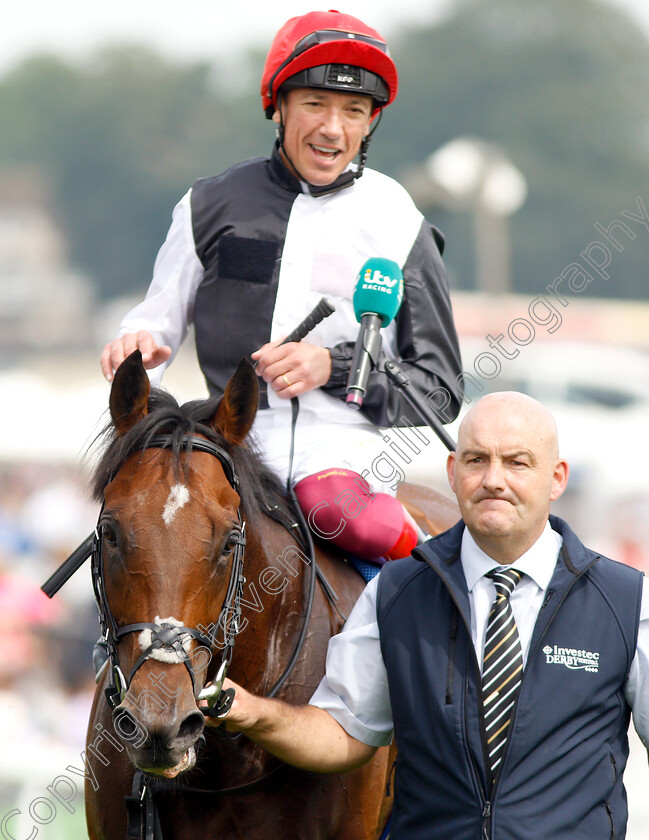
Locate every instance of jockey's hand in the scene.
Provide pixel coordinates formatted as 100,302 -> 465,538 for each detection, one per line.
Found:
100,331 -> 172,383
252,339 -> 332,399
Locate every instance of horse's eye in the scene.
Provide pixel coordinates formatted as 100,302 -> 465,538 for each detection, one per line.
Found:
223,530 -> 240,555
102,524 -> 118,546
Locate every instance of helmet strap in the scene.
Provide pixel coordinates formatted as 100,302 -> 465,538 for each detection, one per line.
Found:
276,97 -> 382,198
276,95 -> 286,147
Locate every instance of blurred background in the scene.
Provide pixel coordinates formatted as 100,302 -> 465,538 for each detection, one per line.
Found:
1,0 -> 648,836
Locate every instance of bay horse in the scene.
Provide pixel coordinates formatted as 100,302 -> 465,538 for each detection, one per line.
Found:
85,350 -> 459,839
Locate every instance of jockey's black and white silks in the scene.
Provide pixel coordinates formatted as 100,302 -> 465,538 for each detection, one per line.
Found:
118,145 -> 463,486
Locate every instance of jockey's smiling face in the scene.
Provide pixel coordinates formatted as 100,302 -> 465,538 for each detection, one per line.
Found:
273,88 -> 373,187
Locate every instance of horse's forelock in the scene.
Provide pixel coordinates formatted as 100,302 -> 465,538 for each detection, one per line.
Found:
90,387 -> 288,526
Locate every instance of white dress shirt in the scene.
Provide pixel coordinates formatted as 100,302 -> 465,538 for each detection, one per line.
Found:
310,522 -> 649,749
462,522 -> 562,668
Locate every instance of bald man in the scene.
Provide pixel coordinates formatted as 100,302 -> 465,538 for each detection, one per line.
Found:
204,392 -> 649,840
447,391 -> 568,563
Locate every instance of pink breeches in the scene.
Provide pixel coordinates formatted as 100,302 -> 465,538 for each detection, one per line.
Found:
293,468 -> 417,561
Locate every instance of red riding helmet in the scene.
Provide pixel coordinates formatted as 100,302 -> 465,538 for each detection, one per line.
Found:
261,9 -> 398,119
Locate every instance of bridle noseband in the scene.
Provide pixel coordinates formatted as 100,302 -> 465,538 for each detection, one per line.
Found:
92,433 -> 246,712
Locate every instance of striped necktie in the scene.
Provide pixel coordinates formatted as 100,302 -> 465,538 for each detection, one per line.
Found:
482,568 -> 523,781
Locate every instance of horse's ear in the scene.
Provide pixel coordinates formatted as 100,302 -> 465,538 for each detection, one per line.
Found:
211,358 -> 258,445
109,350 -> 151,436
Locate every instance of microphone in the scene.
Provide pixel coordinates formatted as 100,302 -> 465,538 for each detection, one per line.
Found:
346,257 -> 404,409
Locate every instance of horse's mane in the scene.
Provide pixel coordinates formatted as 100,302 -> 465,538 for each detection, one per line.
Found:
91,387 -> 289,526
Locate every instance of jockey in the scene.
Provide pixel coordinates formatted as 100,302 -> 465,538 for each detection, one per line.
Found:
100,10 -> 463,568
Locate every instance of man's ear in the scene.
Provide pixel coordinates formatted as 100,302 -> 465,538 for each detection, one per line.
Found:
272,109 -> 281,125
446,451 -> 457,493
550,458 -> 570,502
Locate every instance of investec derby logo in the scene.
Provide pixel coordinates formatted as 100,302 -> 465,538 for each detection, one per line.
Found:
543,644 -> 600,673
361,268 -> 400,294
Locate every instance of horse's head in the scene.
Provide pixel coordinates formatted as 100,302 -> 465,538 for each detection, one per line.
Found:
93,351 -> 257,777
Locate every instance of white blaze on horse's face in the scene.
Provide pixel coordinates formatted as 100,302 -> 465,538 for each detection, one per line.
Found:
163,483 -> 190,526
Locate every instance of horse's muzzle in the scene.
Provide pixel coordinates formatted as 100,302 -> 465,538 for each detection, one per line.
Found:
112,696 -> 205,776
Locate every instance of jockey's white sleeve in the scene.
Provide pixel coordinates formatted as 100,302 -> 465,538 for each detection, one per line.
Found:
118,190 -> 203,386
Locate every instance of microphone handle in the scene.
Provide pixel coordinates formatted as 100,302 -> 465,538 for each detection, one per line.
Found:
346,313 -> 384,410
281,298 -> 335,345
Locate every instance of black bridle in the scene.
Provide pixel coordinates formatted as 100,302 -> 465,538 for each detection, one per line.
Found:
92,434 -> 247,712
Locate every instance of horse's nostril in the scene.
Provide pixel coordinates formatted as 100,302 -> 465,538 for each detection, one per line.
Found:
113,707 -> 144,743
175,711 -> 205,747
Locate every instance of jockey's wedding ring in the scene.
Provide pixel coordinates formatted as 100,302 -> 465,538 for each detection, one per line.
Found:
282,373 -> 291,387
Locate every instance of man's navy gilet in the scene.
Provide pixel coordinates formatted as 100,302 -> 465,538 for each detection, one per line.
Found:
377,516 -> 643,840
